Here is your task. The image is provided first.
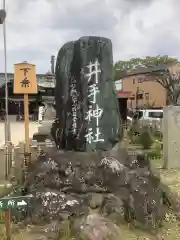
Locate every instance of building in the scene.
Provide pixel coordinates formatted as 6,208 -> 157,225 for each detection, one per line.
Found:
0,72 -> 52,86
119,62 -> 180,109
0,72 -> 55,116
114,79 -> 129,122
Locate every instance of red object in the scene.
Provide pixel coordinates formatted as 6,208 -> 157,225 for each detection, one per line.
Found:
117,91 -> 132,98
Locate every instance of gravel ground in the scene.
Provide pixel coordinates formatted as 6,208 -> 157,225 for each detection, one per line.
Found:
0,119 -> 38,146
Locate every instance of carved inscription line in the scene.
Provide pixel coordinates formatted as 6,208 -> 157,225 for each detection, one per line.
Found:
20,67 -> 31,88
70,76 -> 78,135
84,59 -> 104,144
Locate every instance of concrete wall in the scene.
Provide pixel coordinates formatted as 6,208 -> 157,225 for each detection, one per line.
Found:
0,139 -> 55,183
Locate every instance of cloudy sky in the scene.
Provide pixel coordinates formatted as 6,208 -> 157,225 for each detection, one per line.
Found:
0,0 -> 180,73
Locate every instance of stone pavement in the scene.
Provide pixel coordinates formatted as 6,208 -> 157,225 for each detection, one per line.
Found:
0,121 -> 38,146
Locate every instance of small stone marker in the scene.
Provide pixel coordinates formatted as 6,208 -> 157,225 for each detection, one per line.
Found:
163,105 -> 180,168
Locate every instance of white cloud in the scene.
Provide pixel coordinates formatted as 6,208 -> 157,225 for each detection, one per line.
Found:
0,0 -> 179,73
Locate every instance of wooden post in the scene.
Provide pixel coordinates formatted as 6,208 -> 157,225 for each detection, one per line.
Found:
24,94 -> 30,154
4,210 -> 11,240
13,61 -> 37,181
23,94 -> 31,181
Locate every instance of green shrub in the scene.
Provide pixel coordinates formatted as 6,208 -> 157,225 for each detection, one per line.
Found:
153,131 -> 163,141
127,122 -> 140,144
138,126 -> 153,149
145,150 -> 162,159
127,120 -> 163,148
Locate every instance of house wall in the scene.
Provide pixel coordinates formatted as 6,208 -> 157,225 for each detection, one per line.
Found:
122,63 -> 180,109
122,75 -> 167,108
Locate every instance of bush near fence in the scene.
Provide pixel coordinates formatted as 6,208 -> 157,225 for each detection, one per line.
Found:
125,119 -> 163,159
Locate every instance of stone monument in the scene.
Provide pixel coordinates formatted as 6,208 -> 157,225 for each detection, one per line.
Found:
52,36 -> 121,151
33,73 -> 56,142
16,36 -> 180,240
37,96 -> 56,134
21,37 -> 171,236
163,105 -> 180,168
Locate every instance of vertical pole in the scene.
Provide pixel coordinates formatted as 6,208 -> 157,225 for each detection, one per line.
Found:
24,94 -> 30,180
50,55 -> 55,74
135,86 -> 139,110
24,94 -> 30,153
3,0 -> 10,143
5,144 -> 8,180
4,209 -> 11,240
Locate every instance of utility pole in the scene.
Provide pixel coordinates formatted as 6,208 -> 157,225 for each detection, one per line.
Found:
3,0 -> 10,143
1,0 -> 10,143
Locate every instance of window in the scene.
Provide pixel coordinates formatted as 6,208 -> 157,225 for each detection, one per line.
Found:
137,75 -> 147,83
145,93 -> 149,100
133,78 -> 135,84
137,93 -> 143,99
130,94 -> 135,100
148,111 -> 163,118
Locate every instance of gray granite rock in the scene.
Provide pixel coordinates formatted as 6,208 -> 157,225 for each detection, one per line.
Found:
24,147 -> 166,230
72,214 -> 122,240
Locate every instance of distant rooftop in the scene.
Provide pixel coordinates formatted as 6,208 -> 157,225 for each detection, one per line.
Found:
119,63 -> 175,78
0,72 -> 55,88
0,72 -> 46,77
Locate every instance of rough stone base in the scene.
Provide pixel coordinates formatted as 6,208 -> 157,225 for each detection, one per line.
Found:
24,145 -> 166,231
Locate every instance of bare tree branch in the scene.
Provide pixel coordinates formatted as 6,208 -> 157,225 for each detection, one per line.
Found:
138,69 -> 180,105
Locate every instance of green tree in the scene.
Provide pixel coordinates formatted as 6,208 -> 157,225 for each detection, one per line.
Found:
114,55 -> 180,105
114,55 -> 178,74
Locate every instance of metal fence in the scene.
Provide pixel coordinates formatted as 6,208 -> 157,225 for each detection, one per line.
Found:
0,139 -> 55,183
0,142 -> 13,181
